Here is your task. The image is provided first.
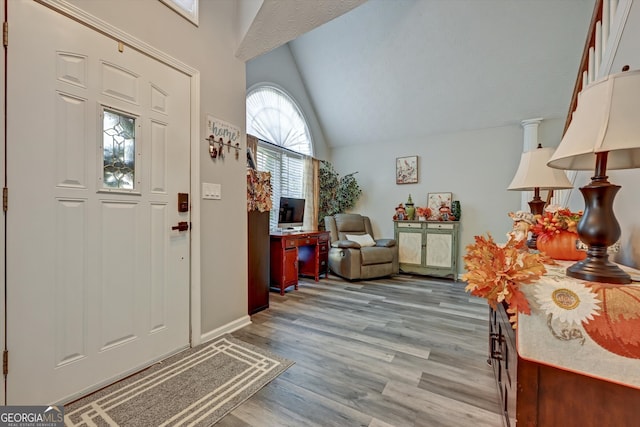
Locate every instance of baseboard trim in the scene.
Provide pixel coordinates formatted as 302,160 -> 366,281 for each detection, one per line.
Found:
197,315 -> 252,345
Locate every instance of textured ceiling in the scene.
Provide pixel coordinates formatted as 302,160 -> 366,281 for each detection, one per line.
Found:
236,0 -> 367,62
287,0 -> 596,148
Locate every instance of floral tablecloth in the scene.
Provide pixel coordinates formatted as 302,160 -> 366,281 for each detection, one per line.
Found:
517,261 -> 640,389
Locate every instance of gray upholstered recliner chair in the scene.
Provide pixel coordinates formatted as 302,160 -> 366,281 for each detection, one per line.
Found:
324,213 -> 399,280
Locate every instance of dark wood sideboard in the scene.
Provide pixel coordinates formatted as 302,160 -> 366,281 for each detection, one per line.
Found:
489,302 -> 640,427
270,230 -> 329,295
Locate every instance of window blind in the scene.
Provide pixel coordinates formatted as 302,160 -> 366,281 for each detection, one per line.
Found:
256,140 -> 305,230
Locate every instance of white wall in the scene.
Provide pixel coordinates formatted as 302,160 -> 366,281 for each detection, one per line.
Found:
330,121 -> 565,275
603,0 -> 640,269
64,0 -> 249,337
246,44 -> 330,160
607,170 -> 640,268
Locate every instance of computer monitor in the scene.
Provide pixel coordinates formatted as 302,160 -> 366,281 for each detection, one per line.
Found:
278,197 -> 305,229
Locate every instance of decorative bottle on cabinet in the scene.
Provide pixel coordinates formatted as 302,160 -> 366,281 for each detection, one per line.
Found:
405,194 -> 416,220
451,200 -> 461,221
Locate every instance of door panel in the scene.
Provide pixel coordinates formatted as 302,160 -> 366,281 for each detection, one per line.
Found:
6,1 -> 190,404
425,233 -> 453,268
54,198 -> 88,368
398,231 -> 423,265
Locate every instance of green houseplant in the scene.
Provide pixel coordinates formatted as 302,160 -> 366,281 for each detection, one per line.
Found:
318,160 -> 362,228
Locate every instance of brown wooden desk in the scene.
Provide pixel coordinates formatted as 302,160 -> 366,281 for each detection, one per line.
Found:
270,230 -> 329,295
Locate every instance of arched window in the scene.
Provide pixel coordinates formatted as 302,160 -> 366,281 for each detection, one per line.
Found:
246,86 -> 313,156
246,86 -> 314,230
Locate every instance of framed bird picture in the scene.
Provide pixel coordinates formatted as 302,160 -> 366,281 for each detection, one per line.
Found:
396,156 -> 418,184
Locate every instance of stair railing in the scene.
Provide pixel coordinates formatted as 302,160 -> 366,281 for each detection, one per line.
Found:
552,0 -> 633,207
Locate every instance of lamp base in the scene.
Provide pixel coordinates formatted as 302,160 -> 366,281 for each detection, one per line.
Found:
526,193 -> 546,250
566,252 -> 631,284
568,177 -> 631,284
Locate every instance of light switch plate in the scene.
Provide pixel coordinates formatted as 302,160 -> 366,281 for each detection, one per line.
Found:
202,183 -> 221,200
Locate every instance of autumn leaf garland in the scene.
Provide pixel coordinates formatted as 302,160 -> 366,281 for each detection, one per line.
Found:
462,234 -> 547,327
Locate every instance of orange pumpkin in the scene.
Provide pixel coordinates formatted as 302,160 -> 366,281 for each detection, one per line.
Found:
537,230 -> 586,261
582,284 -> 640,359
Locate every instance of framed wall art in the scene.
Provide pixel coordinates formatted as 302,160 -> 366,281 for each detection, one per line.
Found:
427,192 -> 452,216
396,156 -> 418,184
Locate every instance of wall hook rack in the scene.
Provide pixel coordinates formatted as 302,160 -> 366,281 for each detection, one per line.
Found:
207,135 -> 241,160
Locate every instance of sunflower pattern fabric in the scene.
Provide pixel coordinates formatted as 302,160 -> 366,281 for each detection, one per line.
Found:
518,261 -> 640,388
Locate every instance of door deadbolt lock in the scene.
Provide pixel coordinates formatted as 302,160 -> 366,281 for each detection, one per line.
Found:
178,193 -> 189,212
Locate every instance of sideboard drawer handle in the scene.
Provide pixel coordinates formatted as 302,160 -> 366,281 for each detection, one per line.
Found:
489,333 -> 503,361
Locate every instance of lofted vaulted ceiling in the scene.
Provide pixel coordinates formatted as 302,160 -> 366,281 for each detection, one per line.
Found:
242,0 -> 596,148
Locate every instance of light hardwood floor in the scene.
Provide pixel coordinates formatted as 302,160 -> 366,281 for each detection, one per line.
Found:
222,274 -> 503,427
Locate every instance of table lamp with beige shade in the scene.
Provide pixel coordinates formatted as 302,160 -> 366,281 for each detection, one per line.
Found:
547,67 -> 640,284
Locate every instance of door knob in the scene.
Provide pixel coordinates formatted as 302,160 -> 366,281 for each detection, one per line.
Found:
172,221 -> 189,231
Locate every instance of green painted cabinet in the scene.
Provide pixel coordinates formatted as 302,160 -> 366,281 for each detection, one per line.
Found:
394,220 -> 459,280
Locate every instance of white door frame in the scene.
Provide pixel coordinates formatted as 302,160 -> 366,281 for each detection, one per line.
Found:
1,0 -> 5,408
34,0 -> 203,345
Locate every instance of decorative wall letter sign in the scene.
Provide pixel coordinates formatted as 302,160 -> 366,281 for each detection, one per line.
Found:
206,115 -> 242,162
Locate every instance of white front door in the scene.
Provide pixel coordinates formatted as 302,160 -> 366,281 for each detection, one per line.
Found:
6,1 -> 191,404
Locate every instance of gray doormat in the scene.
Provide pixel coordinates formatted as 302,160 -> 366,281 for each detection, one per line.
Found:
64,335 -> 293,426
